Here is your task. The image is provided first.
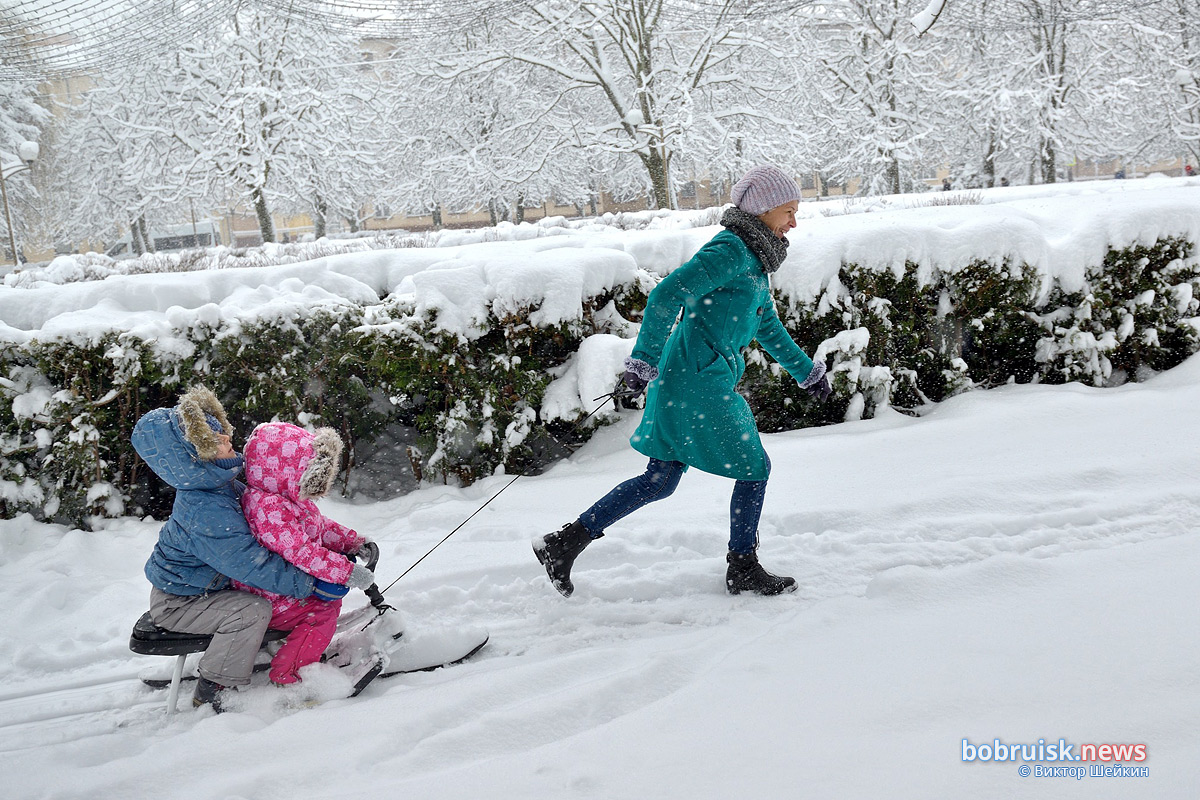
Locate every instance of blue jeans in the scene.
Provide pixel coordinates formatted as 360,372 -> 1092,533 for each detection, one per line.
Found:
578,455 -> 770,554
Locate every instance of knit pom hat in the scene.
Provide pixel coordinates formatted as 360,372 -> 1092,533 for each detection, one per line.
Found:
176,385 -> 233,461
730,165 -> 803,216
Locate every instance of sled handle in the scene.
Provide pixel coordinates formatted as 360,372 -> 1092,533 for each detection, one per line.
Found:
358,541 -> 380,572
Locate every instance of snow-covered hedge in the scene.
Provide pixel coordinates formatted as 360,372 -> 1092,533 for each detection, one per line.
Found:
0,242 -> 658,524
4,180 -> 1200,527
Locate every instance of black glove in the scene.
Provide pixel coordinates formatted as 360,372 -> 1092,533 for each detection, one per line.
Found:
804,373 -> 832,403
621,356 -> 655,398
622,368 -> 649,397
799,361 -> 832,403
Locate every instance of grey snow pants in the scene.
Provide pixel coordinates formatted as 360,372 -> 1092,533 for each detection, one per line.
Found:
149,587 -> 272,686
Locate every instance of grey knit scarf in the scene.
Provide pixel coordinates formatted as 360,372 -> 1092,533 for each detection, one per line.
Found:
721,206 -> 789,274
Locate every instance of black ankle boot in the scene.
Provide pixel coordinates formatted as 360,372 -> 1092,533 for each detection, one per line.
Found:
193,677 -> 228,713
725,550 -> 796,596
534,520 -> 599,597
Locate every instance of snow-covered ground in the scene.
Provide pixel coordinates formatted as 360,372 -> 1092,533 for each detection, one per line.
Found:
2,349 -> 1197,798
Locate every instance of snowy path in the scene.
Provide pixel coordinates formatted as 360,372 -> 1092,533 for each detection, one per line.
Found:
3,359 -> 1199,798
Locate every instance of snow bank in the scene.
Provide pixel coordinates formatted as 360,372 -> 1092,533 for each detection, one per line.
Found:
404,248 -> 640,338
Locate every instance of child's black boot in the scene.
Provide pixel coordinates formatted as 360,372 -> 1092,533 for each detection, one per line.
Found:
193,677 -> 228,713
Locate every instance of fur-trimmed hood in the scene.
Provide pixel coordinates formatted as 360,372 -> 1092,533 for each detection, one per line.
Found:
242,422 -> 343,502
176,385 -> 233,461
132,396 -> 239,493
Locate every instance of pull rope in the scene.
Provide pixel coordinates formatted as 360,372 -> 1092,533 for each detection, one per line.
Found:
377,388 -> 636,594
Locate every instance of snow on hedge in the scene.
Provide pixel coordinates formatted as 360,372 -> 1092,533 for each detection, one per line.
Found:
4,176 -> 1199,349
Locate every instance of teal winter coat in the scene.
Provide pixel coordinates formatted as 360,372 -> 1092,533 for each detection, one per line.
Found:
629,229 -> 816,480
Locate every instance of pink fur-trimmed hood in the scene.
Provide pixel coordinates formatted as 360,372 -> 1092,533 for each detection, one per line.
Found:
242,422 -> 343,502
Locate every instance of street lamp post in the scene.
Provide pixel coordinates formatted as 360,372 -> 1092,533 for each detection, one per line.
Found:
0,140 -> 39,266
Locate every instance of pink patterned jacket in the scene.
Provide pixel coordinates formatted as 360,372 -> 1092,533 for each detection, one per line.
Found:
231,422 -> 361,614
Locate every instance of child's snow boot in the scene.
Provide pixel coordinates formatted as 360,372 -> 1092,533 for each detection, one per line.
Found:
725,550 -> 796,596
533,520 -> 599,597
193,677 -> 228,713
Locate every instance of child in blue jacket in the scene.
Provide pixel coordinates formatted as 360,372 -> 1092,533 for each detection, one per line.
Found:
131,385 -> 348,711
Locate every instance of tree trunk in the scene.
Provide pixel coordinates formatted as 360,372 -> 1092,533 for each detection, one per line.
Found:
982,134 -> 997,188
1040,137 -> 1057,183
885,78 -> 903,195
642,149 -> 673,210
886,154 -> 902,195
1032,11 -> 1068,186
137,214 -> 155,252
313,194 -> 327,239
252,185 -> 275,243
130,219 -> 145,256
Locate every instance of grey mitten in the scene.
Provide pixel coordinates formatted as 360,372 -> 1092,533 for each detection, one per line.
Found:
348,562 -> 375,590
804,373 -> 832,402
798,360 -> 832,403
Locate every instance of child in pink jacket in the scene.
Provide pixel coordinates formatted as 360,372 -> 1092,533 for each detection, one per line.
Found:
231,422 -> 375,685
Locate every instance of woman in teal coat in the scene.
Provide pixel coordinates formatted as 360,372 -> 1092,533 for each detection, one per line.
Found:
535,165 -> 832,597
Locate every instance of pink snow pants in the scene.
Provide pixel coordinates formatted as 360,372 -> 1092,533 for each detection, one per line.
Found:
267,597 -> 341,685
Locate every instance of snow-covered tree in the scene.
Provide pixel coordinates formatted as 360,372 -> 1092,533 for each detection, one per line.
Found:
388,23 -> 586,224
269,53 -> 394,238
948,0 -> 1146,185
1123,0 -> 1200,169
800,0 -> 944,195
162,8 -> 380,242
454,0 -> 783,209
43,64 -> 194,255
0,77 -> 50,259
1022,1 -> 1072,182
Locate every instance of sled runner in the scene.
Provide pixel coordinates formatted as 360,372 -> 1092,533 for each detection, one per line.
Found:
378,626 -> 489,677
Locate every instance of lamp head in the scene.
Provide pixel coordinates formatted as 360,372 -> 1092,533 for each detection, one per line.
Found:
17,141 -> 38,166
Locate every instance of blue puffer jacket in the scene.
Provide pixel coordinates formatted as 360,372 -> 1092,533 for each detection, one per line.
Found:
132,406 -> 316,599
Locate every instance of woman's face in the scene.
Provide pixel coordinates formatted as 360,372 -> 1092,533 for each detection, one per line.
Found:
757,201 -> 799,238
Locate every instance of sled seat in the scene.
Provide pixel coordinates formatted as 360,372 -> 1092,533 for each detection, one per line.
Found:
129,611 -> 288,656
129,612 -> 288,714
